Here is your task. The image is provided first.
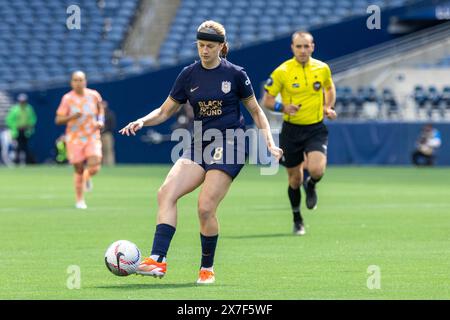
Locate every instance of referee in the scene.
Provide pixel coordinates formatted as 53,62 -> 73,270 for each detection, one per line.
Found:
262,31 -> 336,235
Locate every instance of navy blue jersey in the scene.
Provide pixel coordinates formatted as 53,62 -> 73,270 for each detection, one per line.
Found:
169,59 -> 254,132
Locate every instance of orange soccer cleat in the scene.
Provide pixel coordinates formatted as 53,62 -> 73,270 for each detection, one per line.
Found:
196,269 -> 215,284
136,257 -> 167,278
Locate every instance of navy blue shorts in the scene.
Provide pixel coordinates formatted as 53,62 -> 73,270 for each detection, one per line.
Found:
181,136 -> 248,180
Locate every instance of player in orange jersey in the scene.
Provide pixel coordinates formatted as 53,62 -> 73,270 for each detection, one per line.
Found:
55,71 -> 104,209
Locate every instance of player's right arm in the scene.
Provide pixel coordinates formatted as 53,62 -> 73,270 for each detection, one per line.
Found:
262,68 -> 299,115
262,92 -> 299,116
119,96 -> 180,136
55,94 -> 82,125
55,113 -> 82,125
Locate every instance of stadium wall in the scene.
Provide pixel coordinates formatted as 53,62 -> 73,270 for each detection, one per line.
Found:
327,121 -> 450,165
14,2 -> 447,165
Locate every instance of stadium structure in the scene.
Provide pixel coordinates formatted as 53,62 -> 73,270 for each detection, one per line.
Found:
0,0 -> 449,165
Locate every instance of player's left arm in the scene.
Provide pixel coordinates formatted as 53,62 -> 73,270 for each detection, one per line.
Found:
323,66 -> 337,120
243,96 -> 283,160
95,91 -> 105,130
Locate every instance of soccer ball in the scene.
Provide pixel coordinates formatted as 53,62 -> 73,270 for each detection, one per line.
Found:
104,240 -> 141,276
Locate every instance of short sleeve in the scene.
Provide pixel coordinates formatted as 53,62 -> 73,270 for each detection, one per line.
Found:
92,90 -> 104,116
236,69 -> 254,101
93,90 -> 103,103
56,95 -> 70,116
169,68 -> 188,104
323,64 -> 334,89
264,67 -> 283,97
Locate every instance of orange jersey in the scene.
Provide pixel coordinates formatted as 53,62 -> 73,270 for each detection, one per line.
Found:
56,89 -> 103,144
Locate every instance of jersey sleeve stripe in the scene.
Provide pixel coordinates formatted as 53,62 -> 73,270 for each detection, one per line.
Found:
168,95 -> 182,104
240,94 -> 255,102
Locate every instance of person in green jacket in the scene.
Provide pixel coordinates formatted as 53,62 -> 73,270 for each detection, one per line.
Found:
5,93 -> 37,164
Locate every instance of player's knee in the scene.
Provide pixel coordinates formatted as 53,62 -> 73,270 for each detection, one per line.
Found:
198,201 -> 216,221
157,185 -> 168,205
88,164 -> 101,176
288,175 -> 302,188
74,165 -> 84,175
309,166 -> 325,179
157,184 -> 176,206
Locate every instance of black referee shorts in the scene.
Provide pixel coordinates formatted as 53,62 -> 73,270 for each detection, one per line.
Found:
279,121 -> 328,168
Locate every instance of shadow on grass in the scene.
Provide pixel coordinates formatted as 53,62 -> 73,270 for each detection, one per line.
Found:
93,282 -> 200,290
224,233 -> 293,239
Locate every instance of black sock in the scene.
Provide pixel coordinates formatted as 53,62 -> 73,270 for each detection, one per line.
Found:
308,176 -> 322,186
151,223 -> 176,262
293,208 -> 302,224
200,233 -> 218,268
288,186 -> 303,223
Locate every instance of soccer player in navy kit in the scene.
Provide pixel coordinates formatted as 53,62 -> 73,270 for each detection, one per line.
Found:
120,20 -> 283,284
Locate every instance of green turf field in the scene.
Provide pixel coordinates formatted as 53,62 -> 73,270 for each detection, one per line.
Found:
0,165 -> 449,299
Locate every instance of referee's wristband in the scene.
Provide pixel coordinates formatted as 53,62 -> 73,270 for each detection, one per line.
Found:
274,102 -> 284,112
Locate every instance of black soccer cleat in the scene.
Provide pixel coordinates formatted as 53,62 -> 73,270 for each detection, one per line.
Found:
293,221 -> 306,236
304,177 -> 318,210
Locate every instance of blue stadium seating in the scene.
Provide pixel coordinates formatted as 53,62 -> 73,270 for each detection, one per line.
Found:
335,86 -> 403,119
1,0 -> 427,91
158,0 -> 408,65
0,0 -> 139,89
412,85 -> 450,117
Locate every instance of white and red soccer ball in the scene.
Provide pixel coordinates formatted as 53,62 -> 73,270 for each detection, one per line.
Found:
104,240 -> 141,276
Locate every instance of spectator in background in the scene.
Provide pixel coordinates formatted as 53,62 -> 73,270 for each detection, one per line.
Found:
101,100 -> 116,165
412,124 -> 442,166
5,93 -> 37,164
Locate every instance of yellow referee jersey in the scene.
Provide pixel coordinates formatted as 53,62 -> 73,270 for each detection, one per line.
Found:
264,57 -> 334,125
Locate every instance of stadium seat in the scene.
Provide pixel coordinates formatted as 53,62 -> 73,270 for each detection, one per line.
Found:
339,86 -> 356,118
428,86 -> 442,107
353,87 -> 367,108
159,57 -> 178,67
414,85 -> 427,107
138,57 -> 157,70
118,57 -> 135,69
382,88 -> 399,118
442,86 -> 450,107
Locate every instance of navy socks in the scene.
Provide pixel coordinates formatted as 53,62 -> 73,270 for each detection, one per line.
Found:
151,223 -> 176,262
200,233 -> 219,268
151,224 -> 219,268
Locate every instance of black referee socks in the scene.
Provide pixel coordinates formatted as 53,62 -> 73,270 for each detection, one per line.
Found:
288,186 -> 303,223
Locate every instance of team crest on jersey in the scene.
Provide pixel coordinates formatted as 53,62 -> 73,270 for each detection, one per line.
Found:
221,81 -> 231,94
313,81 -> 322,91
